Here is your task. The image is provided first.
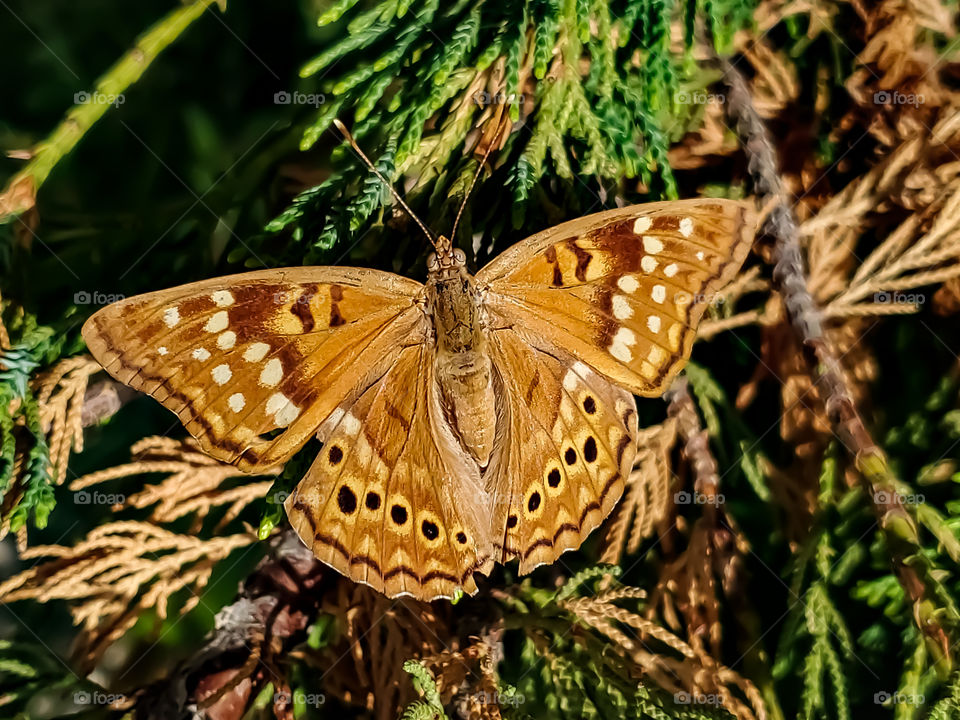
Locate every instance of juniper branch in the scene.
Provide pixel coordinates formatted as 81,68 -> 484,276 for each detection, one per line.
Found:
720,58 -> 958,669
0,0 -> 224,222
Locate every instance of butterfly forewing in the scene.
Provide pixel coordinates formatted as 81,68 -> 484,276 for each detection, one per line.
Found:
82,267 -> 425,471
477,198 -> 755,396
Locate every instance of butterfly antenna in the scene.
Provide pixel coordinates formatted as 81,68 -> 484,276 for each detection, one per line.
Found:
333,119 -> 437,248
449,135 -> 498,243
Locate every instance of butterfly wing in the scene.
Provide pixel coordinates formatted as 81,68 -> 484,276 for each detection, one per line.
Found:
476,199 -> 755,396
284,344 -> 495,600
485,330 -> 638,571
82,267 -> 426,472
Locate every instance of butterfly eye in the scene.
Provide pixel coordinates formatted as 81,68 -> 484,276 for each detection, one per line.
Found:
453,248 -> 466,264
426,252 -> 439,271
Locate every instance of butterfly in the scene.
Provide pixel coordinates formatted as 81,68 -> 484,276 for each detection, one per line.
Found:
82,195 -> 754,601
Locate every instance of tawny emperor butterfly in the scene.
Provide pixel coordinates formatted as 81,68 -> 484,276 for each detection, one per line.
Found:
82,149 -> 754,600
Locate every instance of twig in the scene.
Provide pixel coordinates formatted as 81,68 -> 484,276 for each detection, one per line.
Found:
138,530 -> 326,720
0,0 -> 225,222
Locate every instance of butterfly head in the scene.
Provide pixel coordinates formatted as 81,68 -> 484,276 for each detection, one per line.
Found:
427,235 -> 467,279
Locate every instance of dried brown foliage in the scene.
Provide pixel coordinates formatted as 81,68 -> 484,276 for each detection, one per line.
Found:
0,435 -> 276,671
0,521 -> 255,672
308,584 -> 456,720
562,589 -> 766,720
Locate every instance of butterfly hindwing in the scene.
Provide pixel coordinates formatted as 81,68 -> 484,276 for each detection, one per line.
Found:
485,329 -> 638,572
477,198 -> 755,396
285,344 -> 495,599
82,267 -> 425,472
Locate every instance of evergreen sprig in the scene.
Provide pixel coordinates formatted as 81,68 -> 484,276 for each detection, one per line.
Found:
253,0 -> 754,266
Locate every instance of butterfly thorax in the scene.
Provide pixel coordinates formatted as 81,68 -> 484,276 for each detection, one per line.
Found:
425,239 -> 497,468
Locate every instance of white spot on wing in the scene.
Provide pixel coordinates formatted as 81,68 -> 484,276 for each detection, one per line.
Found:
192,348 -> 211,361
163,307 -> 180,328
612,294 -> 633,320
244,342 -> 270,362
217,331 -> 236,350
260,358 -> 283,387
228,393 -> 245,412
608,327 -> 636,362
664,263 -> 678,277
617,276 -> 639,294
211,364 -> 232,385
696,250 -> 705,261
642,236 -> 663,254
652,285 -> 666,304
680,217 -> 694,237
641,255 -> 657,273
633,216 -> 652,234
563,370 -> 578,392
157,346 -> 168,355
211,290 -> 234,307
276,404 -> 300,427
266,392 -> 300,427
647,315 -> 661,333
572,361 -> 591,377
205,311 -> 229,333
342,413 -> 361,436
609,342 -> 632,362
